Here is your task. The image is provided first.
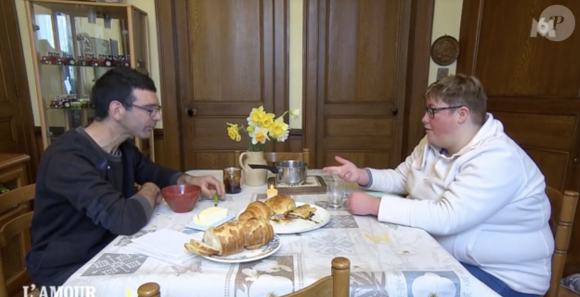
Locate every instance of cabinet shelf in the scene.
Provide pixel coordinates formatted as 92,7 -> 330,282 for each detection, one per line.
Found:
40,63 -> 120,69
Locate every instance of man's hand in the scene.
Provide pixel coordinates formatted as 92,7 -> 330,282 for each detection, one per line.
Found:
178,174 -> 225,198
138,182 -> 161,208
322,156 -> 369,185
345,192 -> 380,216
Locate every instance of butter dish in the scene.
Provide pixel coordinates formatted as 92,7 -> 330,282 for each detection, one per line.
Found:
185,214 -> 235,231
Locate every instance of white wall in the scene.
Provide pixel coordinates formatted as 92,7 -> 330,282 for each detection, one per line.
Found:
428,0 -> 463,85
288,0 -> 303,129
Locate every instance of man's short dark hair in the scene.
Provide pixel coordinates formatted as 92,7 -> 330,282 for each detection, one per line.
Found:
90,68 -> 157,121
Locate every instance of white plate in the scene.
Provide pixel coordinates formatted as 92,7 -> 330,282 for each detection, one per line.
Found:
184,214 -> 235,231
239,202 -> 331,234
200,234 -> 281,264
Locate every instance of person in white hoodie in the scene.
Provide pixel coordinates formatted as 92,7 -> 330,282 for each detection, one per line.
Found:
323,74 -> 553,297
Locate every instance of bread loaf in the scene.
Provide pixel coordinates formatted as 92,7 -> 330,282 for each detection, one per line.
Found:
184,217 -> 274,256
241,218 -> 274,249
238,201 -> 272,221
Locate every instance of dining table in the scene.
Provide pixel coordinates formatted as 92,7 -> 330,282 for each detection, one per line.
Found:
61,169 -> 500,297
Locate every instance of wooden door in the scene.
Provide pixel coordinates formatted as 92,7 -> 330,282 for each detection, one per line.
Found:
458,0 -> 580,275
171,0 -> 288,170
304,0 -> 411,169
0,0 -> 37,165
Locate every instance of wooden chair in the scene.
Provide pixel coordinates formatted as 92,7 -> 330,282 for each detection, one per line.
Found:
0,212 -> 34,297
235,148 -> 311,166
545,187 -> 579,297
282,257 -> 350,297
264,148 -> 310,165
0,184 -> 36,297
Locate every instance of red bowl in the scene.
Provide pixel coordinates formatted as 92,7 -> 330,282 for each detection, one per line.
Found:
161,184 -> 201,213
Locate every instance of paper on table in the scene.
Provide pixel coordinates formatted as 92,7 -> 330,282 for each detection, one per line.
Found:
124,243 -> 198,266
129,229 -> 201,261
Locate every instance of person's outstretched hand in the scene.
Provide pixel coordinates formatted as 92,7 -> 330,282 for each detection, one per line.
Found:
322,156 -> 369,185
345,192 -> 381,216
178,174 -> 225,198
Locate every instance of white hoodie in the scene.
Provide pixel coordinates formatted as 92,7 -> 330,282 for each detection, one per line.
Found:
366,113 -> 553,295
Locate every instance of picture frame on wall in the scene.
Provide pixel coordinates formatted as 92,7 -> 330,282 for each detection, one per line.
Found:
437,68 -> 449,80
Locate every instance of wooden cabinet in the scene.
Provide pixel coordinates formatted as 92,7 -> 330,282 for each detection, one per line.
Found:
23,0 -> 154,160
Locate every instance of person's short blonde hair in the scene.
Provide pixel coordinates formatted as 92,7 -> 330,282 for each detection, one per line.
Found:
424,74 -> 487,125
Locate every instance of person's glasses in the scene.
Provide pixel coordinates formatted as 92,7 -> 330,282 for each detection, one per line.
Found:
424,105 -> 463,118
130,104 -> 162,117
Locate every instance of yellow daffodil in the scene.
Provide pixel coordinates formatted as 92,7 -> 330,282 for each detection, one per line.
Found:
248,106 -> 266,126
260,113 -> 275,128
269,117 -> 289,141
226,123 -> 241,142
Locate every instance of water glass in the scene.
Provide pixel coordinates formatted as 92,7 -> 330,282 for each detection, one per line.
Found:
326,178 -> 345,209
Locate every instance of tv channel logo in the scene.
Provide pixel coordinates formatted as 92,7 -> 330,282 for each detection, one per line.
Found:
530,5 -> 575,41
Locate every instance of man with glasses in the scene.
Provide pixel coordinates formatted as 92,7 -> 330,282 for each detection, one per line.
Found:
323,74 -> 552,297
26,68 -> 225,288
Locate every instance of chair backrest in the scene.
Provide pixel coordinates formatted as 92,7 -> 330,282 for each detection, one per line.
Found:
0,184 -> 35,297
0,184 -> 35,216
545,187 -> 579,297
234,149 -> 311,167
281,257 -> 350,297
263,148 -> 310,165
0,211 -> 34,297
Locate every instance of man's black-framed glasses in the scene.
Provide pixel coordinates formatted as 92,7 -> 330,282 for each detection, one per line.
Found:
131,104 -> 162,117
424,105 -> 463,118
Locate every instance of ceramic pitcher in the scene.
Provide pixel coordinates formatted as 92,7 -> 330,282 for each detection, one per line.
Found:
239,151 -> 268,186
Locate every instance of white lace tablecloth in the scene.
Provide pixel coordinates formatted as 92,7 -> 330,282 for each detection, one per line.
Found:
62,170 -> 499,297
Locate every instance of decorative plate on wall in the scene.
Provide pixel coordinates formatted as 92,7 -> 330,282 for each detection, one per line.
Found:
430,35 -> 460,66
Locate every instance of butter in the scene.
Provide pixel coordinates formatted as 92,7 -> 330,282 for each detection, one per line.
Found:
194,206 -> 228,226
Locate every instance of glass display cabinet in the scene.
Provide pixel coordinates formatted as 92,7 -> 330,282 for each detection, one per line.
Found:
24,0 -> 154,159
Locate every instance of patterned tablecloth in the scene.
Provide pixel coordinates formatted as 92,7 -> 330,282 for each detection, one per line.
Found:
62,170 -> 499,297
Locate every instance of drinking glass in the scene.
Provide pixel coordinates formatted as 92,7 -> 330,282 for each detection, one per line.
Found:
223,167 -> 242,194
326,177 -> 345,209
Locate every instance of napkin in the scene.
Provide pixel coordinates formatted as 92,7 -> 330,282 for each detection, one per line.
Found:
124,229 -> 202,265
